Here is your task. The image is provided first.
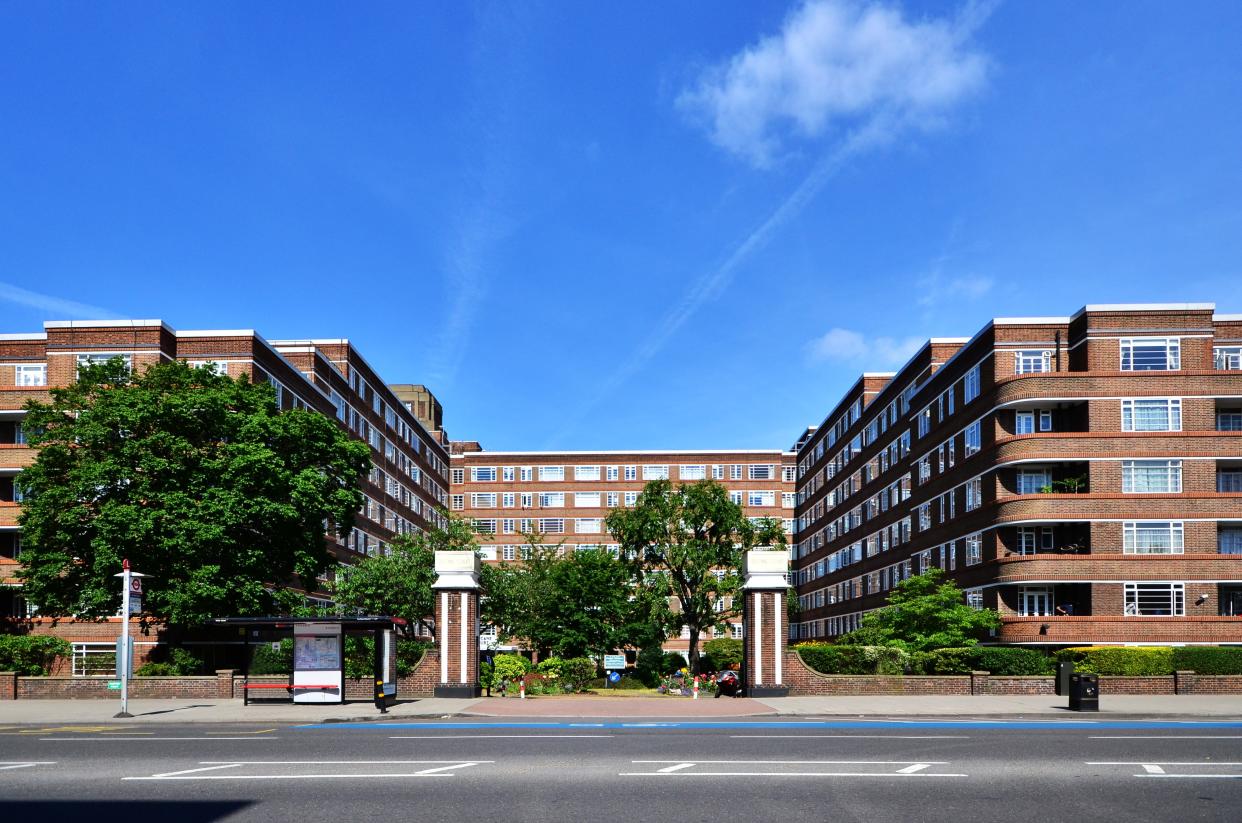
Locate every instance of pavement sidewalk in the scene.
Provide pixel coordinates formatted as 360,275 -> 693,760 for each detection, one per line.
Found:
0,692 -> 1238,724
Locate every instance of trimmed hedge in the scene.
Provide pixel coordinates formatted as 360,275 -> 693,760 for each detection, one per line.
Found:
1171,647 -> 1242,675
1055,646 -> 1173,676
919,647 -> 1052,675
703,638 -> 743,671
795,644 -> 909,675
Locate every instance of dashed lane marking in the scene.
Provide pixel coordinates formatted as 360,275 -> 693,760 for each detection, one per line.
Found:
620,760 -> 966,778
1088,761 -> 1242,779
123,760 -> 493,781
730,735 -> 969,740
41,737 -> 279,741
389,734 -> 613,739
0,762 -> 56,772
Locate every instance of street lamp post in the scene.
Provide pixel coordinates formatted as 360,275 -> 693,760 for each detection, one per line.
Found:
113,559 -> 147,719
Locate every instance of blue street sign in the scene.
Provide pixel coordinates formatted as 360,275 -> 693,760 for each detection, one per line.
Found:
608,671 -> 621,683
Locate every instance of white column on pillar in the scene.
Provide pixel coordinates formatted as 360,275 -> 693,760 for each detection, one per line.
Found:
753,591 -> 763,686
439,591 -> 449,684
774,591 -> 782,686
459,592 -> 468,684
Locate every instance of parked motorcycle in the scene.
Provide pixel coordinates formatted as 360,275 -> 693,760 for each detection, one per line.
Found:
714,669 -> 741,698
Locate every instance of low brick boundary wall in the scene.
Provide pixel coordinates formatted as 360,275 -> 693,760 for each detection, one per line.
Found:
783,652 -> 1242,696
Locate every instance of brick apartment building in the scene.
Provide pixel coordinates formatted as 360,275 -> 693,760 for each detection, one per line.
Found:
0,319 -> 450,669
792,303 -> 1242,647
450,445 -> 796,653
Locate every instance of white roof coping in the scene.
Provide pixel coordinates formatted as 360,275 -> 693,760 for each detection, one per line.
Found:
175,329 -> 259,337
271,338 -> 351,346
928,337 -> 971,343
1071,302 -> 1215,319
45,319 -> 172,331
992,317 -> 1071,325
0,332 -> 46,341
861,372 -> 897,378
1214,314 -> 1242,322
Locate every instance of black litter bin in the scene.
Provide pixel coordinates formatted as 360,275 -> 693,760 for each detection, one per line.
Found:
1068,672 -> 1099,711
1055,661 -> 1074,696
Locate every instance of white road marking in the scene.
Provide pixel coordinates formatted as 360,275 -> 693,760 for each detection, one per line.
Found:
619,771 -> 967,778
198,760 -> 496,765
897,764 -> 931,774
1136,774 -> 1242,779
0,762 -> 55,771
1141,765 -> 1166,774
622,759 -> 964,778
413,763 -> 479,775
1087,762 -> 1242,766
125,773 -> 457,780
152,764 -> 243,778
632,760 -> 949,765
657,763 -> 695,773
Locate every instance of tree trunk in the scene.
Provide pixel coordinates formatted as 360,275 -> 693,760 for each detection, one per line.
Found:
687,627 -> 701,674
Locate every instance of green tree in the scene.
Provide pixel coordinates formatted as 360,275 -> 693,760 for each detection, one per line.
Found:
331,512 -> 478,638
16,358 -> 370,624
837,568 -> 1001,652
606,479 -> 786,674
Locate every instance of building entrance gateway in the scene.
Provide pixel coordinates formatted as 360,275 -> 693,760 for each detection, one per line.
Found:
210,616 -> 403,712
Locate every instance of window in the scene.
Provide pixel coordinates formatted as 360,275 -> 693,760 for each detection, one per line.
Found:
782,466 -> 796,483
14,364 -> 46,386
77,353 -> 133,372
502,545 -> 516,561
520,467 -> 533,482
782,492 -> 795,508
963,365 -> 980,403
712,465 -> 724,480
679,465 -> 706,481
1121,338 -> 1180,371
502,466 -> 516,482
965,588 -> 984,610
1015,411 -> 1034,435
502,492 -> 515,508
538,466 -> 564,482
1218,411 -> 1242,432
965,477 -> 982,511
731,623 -> 743,639
1122,460 -> 1182,493
451,468 -> 464,484
520,492 -> 533,507
918,503 -> 931,531
1039,410 -> 1052,432
965,534 -> 983,565
1017,527 -> 1038,555
574,492 -> 601,507
730,491 -> 743,506
501,519 -> 516,534
747,491 -> 775,507
1220,529 -> 1242,554
918,457 -> 931,484
643,465 -> 669,480
1216,346 -> 1242,370
623,491 -> 638,506
1020,587 -> 1053,617
575,518 -> 602,534
1122,398 -> 1182,432
471,467 -> 497,482
624,466 -> 637,481
1015,350 -> 1051,374
1017,469 -> 1050,495
470,493 -> 496,508
1123,522 -> 1184,554
539,518 -> 565,534
1219,471 -> 1242,493
917,407 -> 932,438
606,492 -> 619,508
449,495 -> 464,510
747,465 -> 774,480
1124,583 -> 1184,616
574,465 -> 601,481
473,519 -> 496,534
964,421 -> 981,456
538,492 -> 564,507
730,465 -> 743,480
606,466 -> 619,481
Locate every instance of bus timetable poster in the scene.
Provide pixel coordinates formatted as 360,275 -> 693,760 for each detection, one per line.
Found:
294,634 -> 341,671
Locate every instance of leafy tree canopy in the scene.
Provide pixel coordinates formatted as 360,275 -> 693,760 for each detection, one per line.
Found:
17,358 -> 371,624
331,512 -> 479,638
605,479 -> 786,673
836,568 -> 1001,652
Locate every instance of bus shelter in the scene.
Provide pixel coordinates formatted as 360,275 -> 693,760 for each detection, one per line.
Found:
210,616 -> 404,712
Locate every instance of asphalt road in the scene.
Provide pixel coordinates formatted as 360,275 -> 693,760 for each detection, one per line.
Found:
3,718 -> 1242,822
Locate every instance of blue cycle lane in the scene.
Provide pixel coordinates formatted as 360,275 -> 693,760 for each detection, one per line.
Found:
297,719 -> 1242,731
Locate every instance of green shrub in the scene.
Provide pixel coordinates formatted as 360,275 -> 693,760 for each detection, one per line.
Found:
918,647 -> 976,674
134,647 -> 206,677
703,638 -> 743,671
1056,646 -> 1174,676
1170,647 -> 1242,675
920,647 -> 1052,675
479,661 -> 495,690
663,652 -> 688,674
248,639 -> 293,675
635,645 -> 665,686
492,653 -> 531,684
135,662 -> 179,676
794,644 -> 909,675
559,657 -> 597,692
0,635 -> 71,676
535,657 -> 565,678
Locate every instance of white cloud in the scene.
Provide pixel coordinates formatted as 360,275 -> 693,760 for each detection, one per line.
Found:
679,0 -> 991,166
806,327 -> 924,367
0,281 -> 120,320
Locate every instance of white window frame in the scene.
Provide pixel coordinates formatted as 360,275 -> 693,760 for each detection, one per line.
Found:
1123,521 -> 1184,555
679,464 -> 707,481
1121,398 -> 1182,432
574,492 -> 602,508
1015,350 -> 1052,374
574,465 -> 601,481
1122,460 -> 1182,494
642,465 -> 669,480
538,466 -> 565,482
14,364 -> 47,386
471,467 -> 497,482
1124,582 -> 1185,616
1120,337 -> 1181,371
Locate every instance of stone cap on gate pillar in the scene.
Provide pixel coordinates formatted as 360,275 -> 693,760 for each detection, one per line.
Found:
742,549 -> 790,589
432,551 -> 481,589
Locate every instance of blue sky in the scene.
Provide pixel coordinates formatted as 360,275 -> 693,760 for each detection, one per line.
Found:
2,1 -> 1241,451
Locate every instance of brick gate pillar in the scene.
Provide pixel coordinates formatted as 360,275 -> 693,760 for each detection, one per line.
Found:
742,549 -> 791,697
432,550 -> 482,698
